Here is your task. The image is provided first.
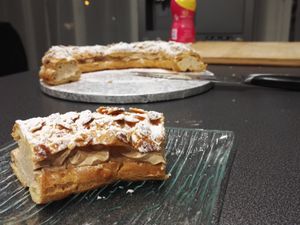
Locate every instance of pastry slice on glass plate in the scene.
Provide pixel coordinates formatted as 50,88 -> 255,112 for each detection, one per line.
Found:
11,107 -> 168,204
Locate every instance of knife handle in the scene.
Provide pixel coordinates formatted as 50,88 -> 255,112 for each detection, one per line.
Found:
244,74 -> 300,91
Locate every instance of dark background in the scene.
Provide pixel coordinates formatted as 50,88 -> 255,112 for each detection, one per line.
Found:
0,0 -> 300,76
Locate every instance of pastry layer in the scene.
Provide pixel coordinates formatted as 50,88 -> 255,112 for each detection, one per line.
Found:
39,41 -> 207,85
11,149 -> 166,204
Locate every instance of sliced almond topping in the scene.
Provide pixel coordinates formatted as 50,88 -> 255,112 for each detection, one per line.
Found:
148,111 -> 162,121
34,144 -> 51,160
97,106 -> 125,115
113,114 -> 125,121
84,118 -> 94,129
134,114 -> 146,121
129,107 -> 145,114
124,116 -> 140,127
77,110 -> 93,125
56,122 -> 72,131
71,114 -> 79,122
136,123 -> 151,137
16,106 -> 165,161
31,121 -> 45,133
116,131 -> 130,144
75,133 -> 92,146
124,116 -> 139,123
64,112 -> 79,122
138,141 -> 159,153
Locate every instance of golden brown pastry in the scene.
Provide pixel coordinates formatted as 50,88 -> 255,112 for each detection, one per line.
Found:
11,107 -> 168,204
39,41 -> 207,85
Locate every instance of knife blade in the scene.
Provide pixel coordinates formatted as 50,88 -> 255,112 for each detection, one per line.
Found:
130,71 -> 217,81
131,71 -> 300,90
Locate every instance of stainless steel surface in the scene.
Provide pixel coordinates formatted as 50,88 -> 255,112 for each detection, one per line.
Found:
131,69 -> 216,80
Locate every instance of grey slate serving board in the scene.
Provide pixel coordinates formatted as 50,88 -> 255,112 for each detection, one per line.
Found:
40,69 -> 213,103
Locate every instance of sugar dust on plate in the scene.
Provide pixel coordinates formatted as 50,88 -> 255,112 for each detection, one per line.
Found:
97,196 -> 106,200
126,189 -> 134,194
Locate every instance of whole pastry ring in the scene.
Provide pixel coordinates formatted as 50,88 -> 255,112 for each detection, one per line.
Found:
39,41 -> 207,85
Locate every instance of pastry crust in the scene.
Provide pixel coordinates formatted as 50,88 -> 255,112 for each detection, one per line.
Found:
39,41 -> 207,85
11,149 -> 166,204
11,107 -> 168,204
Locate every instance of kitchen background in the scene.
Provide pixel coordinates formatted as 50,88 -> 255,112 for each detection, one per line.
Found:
0,0 -> 299,74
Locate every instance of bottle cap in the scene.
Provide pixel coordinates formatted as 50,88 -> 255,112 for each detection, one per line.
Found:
175,0 -> 196,11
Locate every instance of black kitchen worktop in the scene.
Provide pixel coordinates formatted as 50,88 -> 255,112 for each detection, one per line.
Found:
0,65 -> 299,225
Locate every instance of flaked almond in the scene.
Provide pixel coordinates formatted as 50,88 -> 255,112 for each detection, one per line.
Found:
56,122 -> 72,131
125,116 -> 139,123
64,112 -> 79,122
78,110 -> 93,125
31,122 -> 45,133
84,118 -> 94,129
129,107 -> 145,114
124,116 -> 140,127
148,111 -> 162,121
134,114 -> 146,121
34,144 -> 51,160
74,133 -> 86,142
27,118 -> 45,133
97,106 -> 125,115
138,141 -> 159,153
116,131 -> 129,144
136,123 -> 151,137
113,114 -> 125,121
75,134 -> 92,146
71,114 -> 79,122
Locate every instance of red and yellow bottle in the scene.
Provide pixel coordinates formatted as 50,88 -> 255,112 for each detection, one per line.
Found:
170,0 -> 196,43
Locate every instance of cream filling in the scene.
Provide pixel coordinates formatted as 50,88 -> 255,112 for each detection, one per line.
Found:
121,151 -> 166,165
35,147 -> 165,168
69,150 -> 109,166
55,62 -> 80,82
15,138 -> 36,186
177,56 -> 203,71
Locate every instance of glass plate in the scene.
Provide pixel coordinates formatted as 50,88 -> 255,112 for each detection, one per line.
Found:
0,128 -> 235,225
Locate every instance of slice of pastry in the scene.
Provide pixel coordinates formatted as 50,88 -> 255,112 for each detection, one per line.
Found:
11,107 -> 168,204
39,40 -> 207,85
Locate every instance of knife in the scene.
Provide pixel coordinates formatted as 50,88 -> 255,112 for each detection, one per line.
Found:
244,74 -> 300,91
131,71 -> 300,91
130,71 -> 217,81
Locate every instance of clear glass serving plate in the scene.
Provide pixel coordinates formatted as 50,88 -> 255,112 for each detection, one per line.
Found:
0,128 -> 235,225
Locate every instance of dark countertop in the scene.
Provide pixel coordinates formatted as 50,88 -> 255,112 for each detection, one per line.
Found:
1,65 -> 300,225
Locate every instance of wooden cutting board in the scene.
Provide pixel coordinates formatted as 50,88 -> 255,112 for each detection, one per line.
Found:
192,42 -> 300,66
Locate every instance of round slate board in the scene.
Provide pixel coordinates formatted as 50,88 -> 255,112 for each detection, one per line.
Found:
40,69 -> 213,103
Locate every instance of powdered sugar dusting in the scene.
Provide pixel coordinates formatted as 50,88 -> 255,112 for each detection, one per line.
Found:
43,41 -> 198,63
13,107 -> 165,161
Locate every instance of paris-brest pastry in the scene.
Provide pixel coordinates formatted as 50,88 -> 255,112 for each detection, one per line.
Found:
11,107 -> 168,204
39,41 -> 206,85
